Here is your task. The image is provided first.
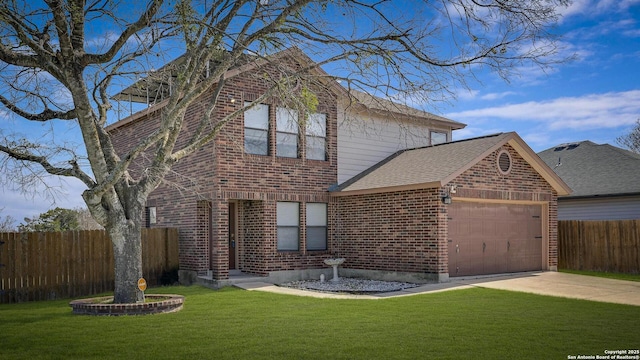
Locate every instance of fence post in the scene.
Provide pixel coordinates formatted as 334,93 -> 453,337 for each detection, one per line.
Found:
0,237 -> 4,299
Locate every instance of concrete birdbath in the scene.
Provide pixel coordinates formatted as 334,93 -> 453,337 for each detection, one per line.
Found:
323,258 -> 345,282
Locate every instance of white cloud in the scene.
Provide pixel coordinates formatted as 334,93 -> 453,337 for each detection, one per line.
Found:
559,0 -> 640,19
480,91 -> 517,101
623,28 -> 640,37
456,89 -> 479,101
447,90 -> 640,131
557,0 -> 594,19
599,0 -> 640,11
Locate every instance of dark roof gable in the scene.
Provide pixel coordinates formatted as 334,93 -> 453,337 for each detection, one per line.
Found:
538,141 -> 640,198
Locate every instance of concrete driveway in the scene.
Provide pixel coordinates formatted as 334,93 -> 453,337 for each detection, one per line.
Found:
452,272 -> 640,306
238,271 -> 640,306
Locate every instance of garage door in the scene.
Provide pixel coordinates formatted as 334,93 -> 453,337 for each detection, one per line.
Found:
448,202 -> 543,277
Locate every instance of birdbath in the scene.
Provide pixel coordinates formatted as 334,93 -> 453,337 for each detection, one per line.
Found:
323,258 -> 345,282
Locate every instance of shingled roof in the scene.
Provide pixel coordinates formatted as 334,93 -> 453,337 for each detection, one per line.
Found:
347,90 -> 465,130
538,141 -> 640,198
332,132 -> 570,196
108,47 -> 464,132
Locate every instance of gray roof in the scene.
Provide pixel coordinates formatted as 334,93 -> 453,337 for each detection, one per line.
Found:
347,90 -> 466,129
538,141 -> 640,198
333,132 -> 570,196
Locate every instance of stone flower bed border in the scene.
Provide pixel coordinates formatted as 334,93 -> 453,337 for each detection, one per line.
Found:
69,294 -> 184,316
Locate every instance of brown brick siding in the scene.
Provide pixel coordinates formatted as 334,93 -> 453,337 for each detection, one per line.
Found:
332,188 -> 448,274
232,195 -> 332,276
110,57 -> 338,279
331,144 -> 559,276
110,55 -> 559,279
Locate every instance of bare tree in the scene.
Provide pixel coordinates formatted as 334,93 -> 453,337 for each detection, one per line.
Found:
74,207 -> 103,230
0,207 -> 16,232
617,119 -> 640,154
0,0 -> 570,303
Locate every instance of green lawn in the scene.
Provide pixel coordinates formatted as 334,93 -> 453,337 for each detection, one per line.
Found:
1,285 -> 638,360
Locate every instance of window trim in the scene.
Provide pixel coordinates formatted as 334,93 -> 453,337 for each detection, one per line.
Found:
244,102 -> 270,155
277,202 -> 300,251
305,203 -> 327,251
276,107 -> 299,158
430,130 -> 448,145
305,113 -> 327,161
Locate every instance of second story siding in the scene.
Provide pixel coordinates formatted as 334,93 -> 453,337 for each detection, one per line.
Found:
337,106 -> 462,184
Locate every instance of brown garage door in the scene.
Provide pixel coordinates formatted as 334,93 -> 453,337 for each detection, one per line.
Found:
448,202 -> 543,277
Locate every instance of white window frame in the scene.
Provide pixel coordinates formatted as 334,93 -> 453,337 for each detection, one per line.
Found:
244,102 -> 269,155
306,113 -> 327,161
276,107 -> 299,158
277,202 -> 299,251
306,203 -> 327,251
430,131 -> 448,145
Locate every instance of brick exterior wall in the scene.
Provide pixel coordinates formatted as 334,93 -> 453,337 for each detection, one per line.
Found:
331,144 -> 559,276
332,188 -> 448,274
110,53 -> 559,281
110,56 -> 338,280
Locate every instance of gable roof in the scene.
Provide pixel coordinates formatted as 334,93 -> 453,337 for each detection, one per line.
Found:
538,141 -> 640,198
345,90 -> 466,130
107,47 -> 463,131
332,132 -> 571,196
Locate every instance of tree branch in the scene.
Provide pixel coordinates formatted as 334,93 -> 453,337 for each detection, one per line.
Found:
0,141 -> 95,187
0,94 -> 76,121
83,0 -> 165,65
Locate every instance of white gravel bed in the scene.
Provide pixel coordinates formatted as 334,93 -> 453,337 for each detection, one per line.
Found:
280,278 -> 419,294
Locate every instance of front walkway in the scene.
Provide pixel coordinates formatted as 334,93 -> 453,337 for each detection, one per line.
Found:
235,272 -> 640,306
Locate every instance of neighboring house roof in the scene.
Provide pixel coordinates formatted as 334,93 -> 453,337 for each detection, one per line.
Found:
332,132 -> 571,196
538,141 -> 640,199
107,47 -> 464,131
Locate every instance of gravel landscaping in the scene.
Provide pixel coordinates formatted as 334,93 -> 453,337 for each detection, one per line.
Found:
280,278 -> 419,294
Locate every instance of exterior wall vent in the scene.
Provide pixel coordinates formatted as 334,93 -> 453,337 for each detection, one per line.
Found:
497,149 -> 512,175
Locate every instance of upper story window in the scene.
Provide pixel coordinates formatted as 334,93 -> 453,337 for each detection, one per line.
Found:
244,102 -> 269,155
306,113 -> 326,161
430,131 -> 447,145
276,107 -> 299,158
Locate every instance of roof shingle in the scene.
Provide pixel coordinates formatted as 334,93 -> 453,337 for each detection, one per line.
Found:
335,133 -> 512,193
538,141 -> 640,198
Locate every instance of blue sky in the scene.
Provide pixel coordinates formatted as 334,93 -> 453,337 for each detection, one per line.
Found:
1,0 -> 640,225
443,0 -> 640,151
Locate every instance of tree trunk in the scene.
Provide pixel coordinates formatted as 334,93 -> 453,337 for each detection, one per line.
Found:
109,220 -> 144,304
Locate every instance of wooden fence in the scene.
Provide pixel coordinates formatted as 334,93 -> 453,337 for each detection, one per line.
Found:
0,228 -> 179,303
558,220 -> 640,274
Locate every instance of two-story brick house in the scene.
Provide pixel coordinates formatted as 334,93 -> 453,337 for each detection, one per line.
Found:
109,48 -> 570,286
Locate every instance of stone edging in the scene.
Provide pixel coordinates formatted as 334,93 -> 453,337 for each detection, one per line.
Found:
69,294 -> 184,316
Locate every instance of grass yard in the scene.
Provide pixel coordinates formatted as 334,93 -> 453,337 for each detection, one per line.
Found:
1,285 -> 638,360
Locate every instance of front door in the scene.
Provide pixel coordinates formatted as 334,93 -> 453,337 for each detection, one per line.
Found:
229,202 -> 237,270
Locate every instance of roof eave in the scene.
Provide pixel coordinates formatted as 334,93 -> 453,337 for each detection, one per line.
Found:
560,192 -> 640,200
330,181 -> 443,197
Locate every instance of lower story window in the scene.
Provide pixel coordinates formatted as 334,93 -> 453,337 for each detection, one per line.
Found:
306,203 -> 327,251
277,202 -> 299,251
145,207 -> 157,228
